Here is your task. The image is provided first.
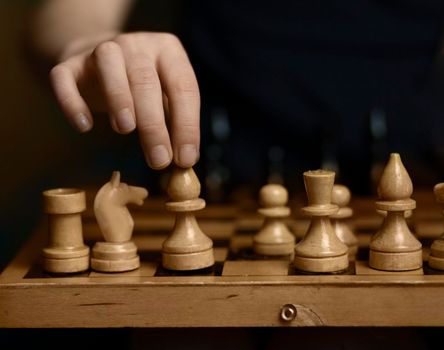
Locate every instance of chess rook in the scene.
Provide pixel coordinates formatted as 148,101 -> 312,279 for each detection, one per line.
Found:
428,183 -> 444,270
331,184 -> 358,257
253,184 -> 295,256
369,153 -> 422,271
42,188 -> 89,273
91,172 -> 148,272
294,170 -> 349,273
162,166 -> 214,271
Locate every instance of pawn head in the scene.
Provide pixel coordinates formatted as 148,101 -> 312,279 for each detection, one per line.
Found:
434,183 -> 444,204
167,166 -> 201,201
259,184 -> 288,208
331,184 -> 351,208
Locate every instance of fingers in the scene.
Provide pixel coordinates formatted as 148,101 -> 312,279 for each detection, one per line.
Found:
91,38 -> 173,169
157,37 -> 200,168
50,33 -> 200,171
126,53 -> 172,169
50,63 -> 93,132
92,41 -> 135,134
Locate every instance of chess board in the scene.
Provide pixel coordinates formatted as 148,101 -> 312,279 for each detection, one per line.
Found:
2,188 -> 444,328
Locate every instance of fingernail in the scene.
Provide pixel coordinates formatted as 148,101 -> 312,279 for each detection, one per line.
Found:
149,145 -> 171,169
115,108 -> 135,133
179,144 -> 198,167
76,113 -> 92,132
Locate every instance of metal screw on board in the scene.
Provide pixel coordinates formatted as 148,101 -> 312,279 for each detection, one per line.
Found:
280,304 -> 297,322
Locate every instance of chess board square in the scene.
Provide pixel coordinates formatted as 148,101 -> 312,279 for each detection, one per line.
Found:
234,216 -> 263,231
354,261 -> 424,275
414,221 -> 443,240
356,233 -> 372,249
422,246 -> 431,261
229,235 -> 253,253
222,260 -> 290,276
199,221 -> 235,240
214,247 -> 229,262
133,213 -> 174,231
134,235 -> 167,251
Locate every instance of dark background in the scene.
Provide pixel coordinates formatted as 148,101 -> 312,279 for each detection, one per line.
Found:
1,1 -> 444,347
1,328 -> 443,349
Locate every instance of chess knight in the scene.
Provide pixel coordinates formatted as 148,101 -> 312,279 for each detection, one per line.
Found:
91,171 -> 148,272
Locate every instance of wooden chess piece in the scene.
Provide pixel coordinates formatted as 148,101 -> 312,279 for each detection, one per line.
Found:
331,184 -> 358,257
427,183 -> 444,270
369,153 -> 422,271
162,166 -> 214,270
293,170 -> 349,273
42,188 -> 89,273
253,184 -> 295,256
91,172 -> 148,272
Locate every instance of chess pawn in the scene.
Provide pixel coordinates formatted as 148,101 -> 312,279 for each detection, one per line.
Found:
42,188 -> 89,273
331,184 -> 358,258
162,166 -> 214,270
369,153 -> 422,271
253,184 -> 295,256
294,170 -> 349,273
427,183 -> 444,270
91,172 -> 148,272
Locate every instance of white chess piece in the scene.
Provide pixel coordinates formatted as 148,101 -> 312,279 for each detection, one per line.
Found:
369,153 -> 422,271
293,170 -> 349,273
426,183 -> 444,270
331,184 -> 358,258
253,184 -> 295,256
91,171 -> 148,272
42,188 -> 89,273
162,166 -> 214,271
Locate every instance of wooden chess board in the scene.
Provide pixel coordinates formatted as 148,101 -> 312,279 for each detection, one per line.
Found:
2,188 -> 444,327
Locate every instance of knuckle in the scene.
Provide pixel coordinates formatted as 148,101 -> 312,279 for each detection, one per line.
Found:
174,115 -> 200,129
138,121 -> 166,137
159,33 -> 187,56
172,118 -> 199,143
128,65 -> 159,91
57,93 -> 77,109
172,76 -> 200,97
105,81 -> 129,97
113,33 -> 136,47
160,32 -> 181,46
176,123 -> 200,141
49,64 -> 67,80
49,65 -> 75,105
114,32 -> 131,42
107,88 -> 128,100
107,89 -> 132,106
93,41 -> 120,58
180,122 -> 200,131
